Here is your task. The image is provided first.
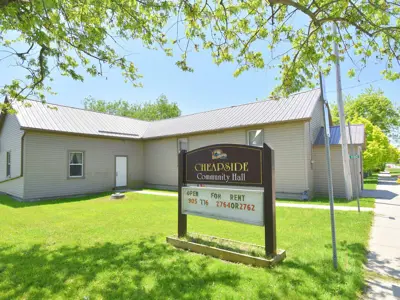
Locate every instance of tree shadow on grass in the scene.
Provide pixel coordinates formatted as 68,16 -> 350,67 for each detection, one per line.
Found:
259,242 -> 368,299
0,237 -> 241,299
0,239 -> 368,299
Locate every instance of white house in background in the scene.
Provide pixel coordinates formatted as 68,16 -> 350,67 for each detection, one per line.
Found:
0,89 -> 365,201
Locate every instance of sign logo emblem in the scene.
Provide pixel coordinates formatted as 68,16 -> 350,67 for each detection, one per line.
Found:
186,144 -> 263,186
211,149 -> 227,160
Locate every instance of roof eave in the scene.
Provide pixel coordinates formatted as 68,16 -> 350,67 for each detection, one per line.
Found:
142,117 -> 312,140
21,127 -> 143,140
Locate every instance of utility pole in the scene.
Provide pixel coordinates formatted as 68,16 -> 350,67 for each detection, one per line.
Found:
320,72 -> 338,270
348,121 -> 361,212
332,24 -> 353,200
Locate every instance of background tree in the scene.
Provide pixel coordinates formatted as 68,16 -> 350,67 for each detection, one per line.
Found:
331,87 -> 400,134
1,0 -> 400,102
83,94 -> 181,121
387,144 -> 400,165
351,116 -> 399,172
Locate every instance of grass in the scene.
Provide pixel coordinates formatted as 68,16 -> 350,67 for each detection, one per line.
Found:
183,233 -> 267,258
277,197 -> 375,208
387,168 -> 400,176
363,173 -> 378,190
0,193 -> 373,299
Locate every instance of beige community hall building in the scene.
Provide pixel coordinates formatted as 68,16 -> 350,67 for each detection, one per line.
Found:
0,89 -> 365,201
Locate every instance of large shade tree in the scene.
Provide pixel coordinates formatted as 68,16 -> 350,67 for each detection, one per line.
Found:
1,0 -> 400,102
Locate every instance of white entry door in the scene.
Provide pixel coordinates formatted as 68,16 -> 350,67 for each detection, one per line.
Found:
115,156 -> 128,187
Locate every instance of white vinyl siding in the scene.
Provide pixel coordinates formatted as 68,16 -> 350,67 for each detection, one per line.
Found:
306,99 -> 324,197
313,146 -> 347,197
261,121 -> 308,195
309,100 -> 324,143
0,178 -> 24,198
189,129 -> 246,150
144,137 -> 178,187
0,114 -> 24,198
313,144 -> 363,199
143,130 -> 246,189
23,132 -> 144,200
143,122 -> 309,197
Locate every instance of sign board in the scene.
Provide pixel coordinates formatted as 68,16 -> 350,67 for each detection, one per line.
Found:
324,106 -> 331,137
182,186 -> 264,226
177,143 -> 277,256
349,154 -> 360,159
185,144 -> 263,187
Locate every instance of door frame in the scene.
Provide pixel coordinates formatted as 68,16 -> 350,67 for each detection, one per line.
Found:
114,155 -> 128,188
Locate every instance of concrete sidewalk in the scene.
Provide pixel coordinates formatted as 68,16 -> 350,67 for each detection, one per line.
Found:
365,173 -> 400,299
134,190 -> 177,197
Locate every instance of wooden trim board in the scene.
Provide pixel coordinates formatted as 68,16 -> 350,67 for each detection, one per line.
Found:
166,236 -> 286,267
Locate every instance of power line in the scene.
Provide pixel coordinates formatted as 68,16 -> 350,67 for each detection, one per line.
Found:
327,79 -> 384,93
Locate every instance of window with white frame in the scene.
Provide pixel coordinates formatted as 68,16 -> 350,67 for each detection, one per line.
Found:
247,130 -> 263,147
69,151 -> 84,178
178,138 -> 188,153
6,151 -> 11,177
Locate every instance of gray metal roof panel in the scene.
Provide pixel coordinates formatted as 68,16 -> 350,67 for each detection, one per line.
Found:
12,100 -> 150,139
9,88 -> 321,139
314,124 -> 365,146
143,89 -> 321,138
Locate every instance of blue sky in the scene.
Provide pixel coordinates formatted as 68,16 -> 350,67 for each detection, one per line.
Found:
1,39 -> 399,116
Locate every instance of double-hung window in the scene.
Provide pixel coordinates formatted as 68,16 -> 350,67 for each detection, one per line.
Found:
69,151 -> 84,178
247,130 -> 263,147
6,151 -> 11,177
178,138 -> 188,153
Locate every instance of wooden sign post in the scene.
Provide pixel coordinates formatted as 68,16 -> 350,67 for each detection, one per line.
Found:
177,149 -> 187,238
176,143 -> 278,257
263,143 -> 276,256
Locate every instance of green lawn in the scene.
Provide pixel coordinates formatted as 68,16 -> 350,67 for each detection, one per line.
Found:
0,193 -> 373,299
277,197 -> 375,208
388,168 -> 400,176
363,173 -> 378,190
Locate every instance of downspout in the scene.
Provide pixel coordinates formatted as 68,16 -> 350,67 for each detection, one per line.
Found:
20,131 -> 25,176
303,121 -> 310,200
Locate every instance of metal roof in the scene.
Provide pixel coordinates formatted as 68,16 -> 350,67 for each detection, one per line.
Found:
143,89 -> 321,138
7,88 -> 321,139
314,124 -> 365,146
11,100 -> 150,139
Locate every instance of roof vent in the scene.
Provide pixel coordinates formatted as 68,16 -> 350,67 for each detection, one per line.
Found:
98,130 -> 139,137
